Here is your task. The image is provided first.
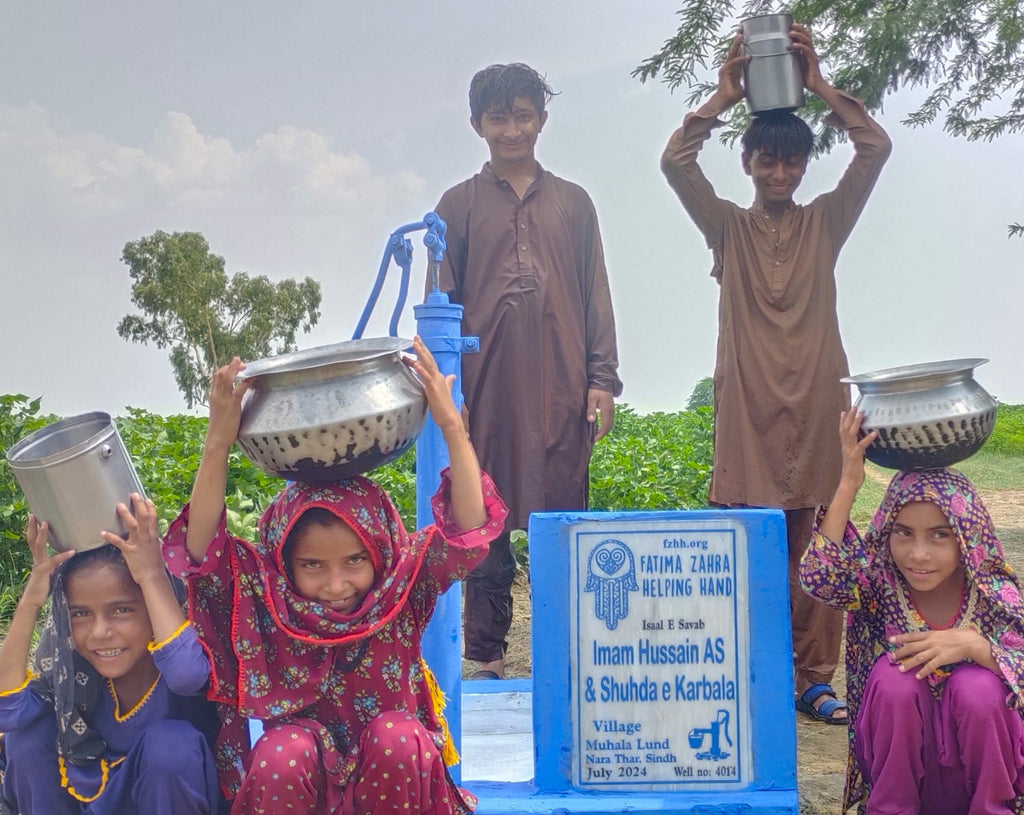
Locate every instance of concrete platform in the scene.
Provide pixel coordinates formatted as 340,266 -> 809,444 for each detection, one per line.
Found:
461,680 -> 798,814
461,679 -> 534,784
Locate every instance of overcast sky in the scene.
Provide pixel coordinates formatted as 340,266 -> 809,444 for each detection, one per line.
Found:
2,1 -> 1021,423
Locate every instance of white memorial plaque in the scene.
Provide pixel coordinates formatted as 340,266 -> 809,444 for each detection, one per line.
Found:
570,520 -> 751,790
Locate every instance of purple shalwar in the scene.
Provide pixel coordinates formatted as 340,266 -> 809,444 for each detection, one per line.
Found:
856,658 -> 1024,814
0,623 -> 219,814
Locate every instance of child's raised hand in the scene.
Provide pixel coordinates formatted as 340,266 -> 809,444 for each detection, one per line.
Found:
838,409 -> 877,493
20,515 -> 75,611
100,494 -> 165,588
207,357 -> 249,452
405,336 -> 463,436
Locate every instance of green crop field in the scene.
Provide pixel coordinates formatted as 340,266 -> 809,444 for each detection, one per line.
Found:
1,396 -> 1021,631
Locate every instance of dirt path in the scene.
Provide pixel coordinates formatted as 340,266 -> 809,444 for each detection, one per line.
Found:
477,482 -> 1024,813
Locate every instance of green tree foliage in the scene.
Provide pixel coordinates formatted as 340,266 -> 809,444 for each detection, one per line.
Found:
686,376 -> 715,410
118,231 -> 323,408
635,0 -> 1024,153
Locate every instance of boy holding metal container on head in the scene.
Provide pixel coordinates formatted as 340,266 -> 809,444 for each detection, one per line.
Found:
430,62 -> 623,682
660,22 -> 892,724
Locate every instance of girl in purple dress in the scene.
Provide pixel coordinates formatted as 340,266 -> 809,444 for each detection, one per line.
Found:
800,409 -> 1024,814
162,337 -> 508,814
0,496 -> 220,814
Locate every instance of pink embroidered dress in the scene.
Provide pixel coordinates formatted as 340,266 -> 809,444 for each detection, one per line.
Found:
162,469 -> 507,813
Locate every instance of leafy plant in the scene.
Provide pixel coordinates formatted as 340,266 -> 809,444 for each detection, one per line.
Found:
0,395 -> 57,614
370,447 -> 417,531
116,408 -> 288,540
8,397 -> 1020,629
590,405 -> 714,511
510,529 -> 530,573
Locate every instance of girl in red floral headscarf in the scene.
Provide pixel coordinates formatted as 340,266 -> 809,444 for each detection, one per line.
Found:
162,337 -> 508,815
800,409 -> 1024,815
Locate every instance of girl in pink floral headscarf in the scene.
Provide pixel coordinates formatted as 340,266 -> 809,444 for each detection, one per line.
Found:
162,337 -> 508,815
800,409 -> 1024,815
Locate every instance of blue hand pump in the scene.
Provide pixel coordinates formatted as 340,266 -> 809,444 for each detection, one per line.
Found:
352,213 -> 479,782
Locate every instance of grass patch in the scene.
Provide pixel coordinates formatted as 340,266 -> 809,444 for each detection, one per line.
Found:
850,464 -> 890,529
987,404 -> 1024,456
849,405 -> 1024,528
956,450 -> 1024,492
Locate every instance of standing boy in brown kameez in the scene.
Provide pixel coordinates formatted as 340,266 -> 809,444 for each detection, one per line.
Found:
661,25 -> 891,722
431,63 -> 622,680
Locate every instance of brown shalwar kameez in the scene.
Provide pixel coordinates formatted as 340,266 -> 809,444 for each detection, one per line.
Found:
662,94 -> 891,692
433,163 -> 622,662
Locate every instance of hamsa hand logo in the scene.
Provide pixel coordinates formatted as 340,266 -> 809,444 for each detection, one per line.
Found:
584,538 -> 638,630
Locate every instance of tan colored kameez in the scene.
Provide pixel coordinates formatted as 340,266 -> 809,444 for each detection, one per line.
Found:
662,95 -> 892,510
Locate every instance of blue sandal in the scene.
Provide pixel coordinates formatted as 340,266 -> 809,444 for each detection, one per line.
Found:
796,683 -> 848,725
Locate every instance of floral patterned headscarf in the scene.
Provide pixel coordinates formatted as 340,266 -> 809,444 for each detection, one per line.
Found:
170,470 -> 502,800
197,476 -> 436,720
842,468 -> 1024,811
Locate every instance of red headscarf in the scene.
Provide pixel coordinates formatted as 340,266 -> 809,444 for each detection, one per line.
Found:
201,477 -> 441,719
163,470 -> 511,798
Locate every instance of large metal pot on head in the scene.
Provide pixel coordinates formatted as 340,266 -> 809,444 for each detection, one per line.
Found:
741,13 -> 806,115
842,358 -> 997,471
7,412 -> 147,552
236,337 -> 427,482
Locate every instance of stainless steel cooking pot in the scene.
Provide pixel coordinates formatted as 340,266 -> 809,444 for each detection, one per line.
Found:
236,337 -> 427,482
6,412 -> 147,552
842,358 -> 997,471
741,13 -> 806,115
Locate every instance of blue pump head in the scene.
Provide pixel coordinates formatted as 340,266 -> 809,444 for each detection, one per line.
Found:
352,212 -> 449,339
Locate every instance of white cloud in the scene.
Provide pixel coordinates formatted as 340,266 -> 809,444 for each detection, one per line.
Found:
0,103 -> 432,417
0,104 -> 426,221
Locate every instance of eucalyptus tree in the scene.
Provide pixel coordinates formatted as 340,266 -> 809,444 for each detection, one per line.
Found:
118,231 -> 322,408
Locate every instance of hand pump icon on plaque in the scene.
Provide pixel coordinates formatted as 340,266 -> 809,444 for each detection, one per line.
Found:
688,710 -> 732,761
584,538 -> 638,630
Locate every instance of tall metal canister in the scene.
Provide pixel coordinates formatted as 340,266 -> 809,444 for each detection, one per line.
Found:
7,412 -> 146,551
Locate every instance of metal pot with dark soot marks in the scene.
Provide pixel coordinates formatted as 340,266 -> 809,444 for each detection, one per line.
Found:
235,337 -> 426,482
842,358 -> 996,471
